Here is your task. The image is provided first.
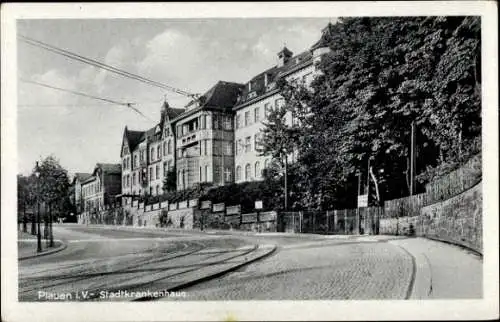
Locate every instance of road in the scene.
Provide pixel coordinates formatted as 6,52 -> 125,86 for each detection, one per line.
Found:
18,224 -> 482,301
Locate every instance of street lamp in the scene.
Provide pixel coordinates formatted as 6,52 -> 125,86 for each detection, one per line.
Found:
35,162 -> 42,253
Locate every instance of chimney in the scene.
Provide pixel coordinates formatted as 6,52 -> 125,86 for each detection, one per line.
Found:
277,46 -> 293,67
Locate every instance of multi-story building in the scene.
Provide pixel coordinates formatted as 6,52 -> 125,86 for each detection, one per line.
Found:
233,23 -> 333,183
70,172 -> 92,215
120,101 -> 184,206
81,163 -> 121,220
118,22 -> 333,196
172,81 -> 244,190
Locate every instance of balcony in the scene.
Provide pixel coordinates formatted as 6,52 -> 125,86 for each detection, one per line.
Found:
181,133 -> 198,147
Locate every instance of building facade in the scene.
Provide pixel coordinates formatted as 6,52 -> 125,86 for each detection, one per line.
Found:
80,163 -> 121,221
118,22 -> 333,197
172,81 -> 244,190
70,172 -> 92,215
120,101 -> 183,206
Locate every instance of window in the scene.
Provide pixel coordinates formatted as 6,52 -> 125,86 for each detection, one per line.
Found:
163,142 -> 167,156
275,98 -> 284,110
127,175 -> 130,187
133,173 -> 136,185
167,140 -> 172,155
204,140 -> 209,156
149,187 -> 153,195
264,159 -> 269,170
224,116 -> 232,130
123,159 -> 126,169
236,166 -> 241,181
254,107 -> 260,123
255,162 -> 261,178
157,145 -> 161,159
134,155 -> 138,168
168,160 -> 172,170
150,148 -> 154,162
199,166 -> 203,182
224,141 -> 232,156
254,134 -> 259,151
245,136 -> 251,152
264,103 -> 271,117
224,167 -> 232,182
245,164 -> 251,180
236,115 -> 241,129
244,111 -> 250,126
149,167 -> 153,182
237,139 -> 243,155
156,185 -> 160,196
213,114 -> 218,130
156,165 -> 160,180
163,162 -> 168,178
205,165 -> 209,182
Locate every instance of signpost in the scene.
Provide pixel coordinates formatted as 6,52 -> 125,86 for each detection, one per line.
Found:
255,200 -> 263,232
357,195 -> 368,208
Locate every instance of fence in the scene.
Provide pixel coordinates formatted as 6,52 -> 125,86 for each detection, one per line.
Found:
277,207 -> 382,235
425,153 -> 481,203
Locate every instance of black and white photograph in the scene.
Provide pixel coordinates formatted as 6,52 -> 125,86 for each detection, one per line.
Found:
1,2 -> 498,321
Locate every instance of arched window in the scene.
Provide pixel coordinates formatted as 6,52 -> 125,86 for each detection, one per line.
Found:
245,163 -> 251,181
157,146 -> 161,159
132,173 -> 136,185
236,166 -> 241,181
163,142 -> 167,156
255,161 -> 261,179
168,140 -> 172,154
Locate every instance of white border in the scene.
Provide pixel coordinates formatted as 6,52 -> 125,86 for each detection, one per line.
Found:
1,2 -> 498,321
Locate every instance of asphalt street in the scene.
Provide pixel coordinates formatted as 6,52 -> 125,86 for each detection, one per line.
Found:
18,224 -> 482,301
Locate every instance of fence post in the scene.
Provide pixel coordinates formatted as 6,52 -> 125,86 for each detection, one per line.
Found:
326,211 -> 330,233
299,211 -> 303,233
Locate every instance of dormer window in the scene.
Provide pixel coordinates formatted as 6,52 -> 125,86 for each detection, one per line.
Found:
248,92 -> 257,99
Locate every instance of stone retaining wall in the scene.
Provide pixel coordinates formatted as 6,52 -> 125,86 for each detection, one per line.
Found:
419,182 -> 482,253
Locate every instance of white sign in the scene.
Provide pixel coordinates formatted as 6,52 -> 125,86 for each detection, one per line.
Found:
255,200 -> 263,210
200,200 -> 212,209
357,195 -> 368,208
212,203 -> 225,212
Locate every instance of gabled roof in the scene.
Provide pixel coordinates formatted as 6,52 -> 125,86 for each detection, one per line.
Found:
72,172 -> 92,184
95,163 -> 121,175
125,128 -> 146,151
174,81 -> 245,121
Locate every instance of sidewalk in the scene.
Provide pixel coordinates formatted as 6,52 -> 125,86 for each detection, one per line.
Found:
18,231 -> 66,260
389,237 -> 483,299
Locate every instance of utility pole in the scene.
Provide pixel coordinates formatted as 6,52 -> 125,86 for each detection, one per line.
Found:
410,122 -> 415,196
35,161 -> 42,253
284,154 -> 288,210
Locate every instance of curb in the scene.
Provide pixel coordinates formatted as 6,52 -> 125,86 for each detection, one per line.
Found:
422,235 -> 483,258
18,240 -> 67,261
133,244 -> 278,301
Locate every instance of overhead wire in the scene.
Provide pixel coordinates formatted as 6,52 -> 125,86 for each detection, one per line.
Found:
19,78 -> 153,121
18,34 -> 199,99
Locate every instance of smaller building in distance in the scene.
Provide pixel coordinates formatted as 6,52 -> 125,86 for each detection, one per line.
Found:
70,172 -> 92,216
80,163 -> 121,223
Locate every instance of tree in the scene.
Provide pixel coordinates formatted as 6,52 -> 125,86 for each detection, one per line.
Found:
264,16 -> 481,209
162,169 -> 177,192
35,155 -> 70,246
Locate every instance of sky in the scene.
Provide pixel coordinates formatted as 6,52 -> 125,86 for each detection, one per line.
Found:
17,18 -> 334,177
